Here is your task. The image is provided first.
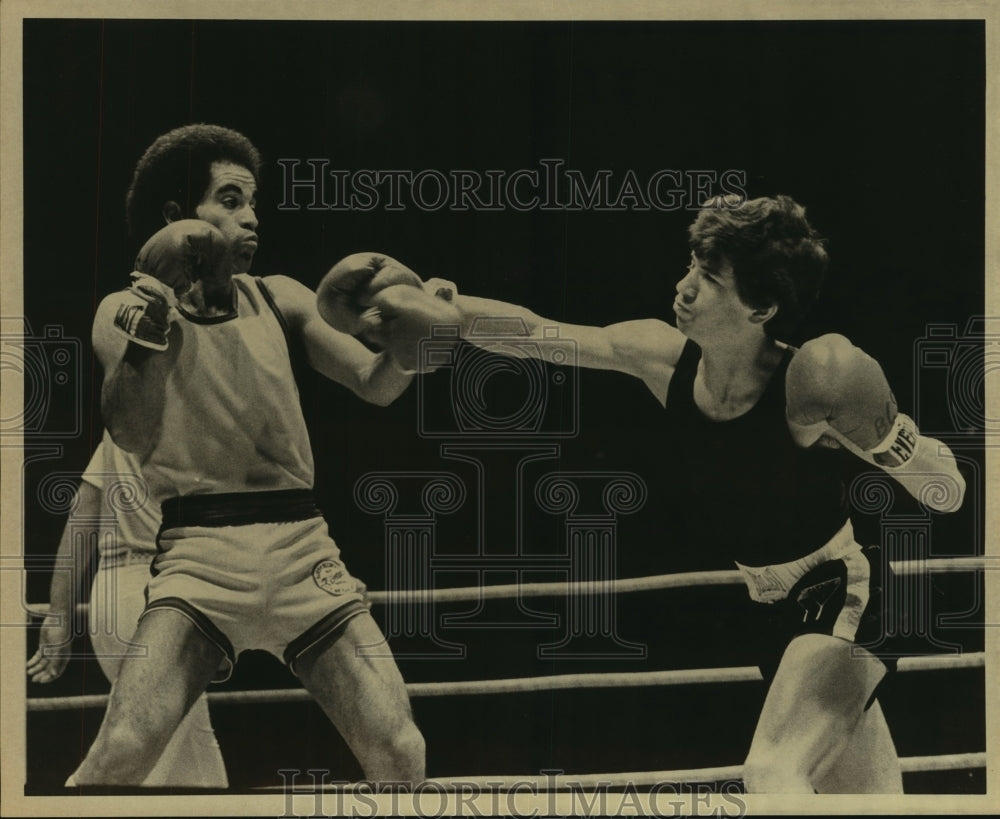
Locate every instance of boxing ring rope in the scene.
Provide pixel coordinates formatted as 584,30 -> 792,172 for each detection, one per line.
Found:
25,651 -> 986,713
24,555 -> 991,617
370,555 -> 988,603
25,555 -> 989,781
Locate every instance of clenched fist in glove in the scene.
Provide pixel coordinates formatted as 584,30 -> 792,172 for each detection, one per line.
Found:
111,276 -> 176,351
135,219 -> 232,294
316,253 -> 425,336
365,284 -> 462,372
112,220 -> 232,351
316,252 -> 460,372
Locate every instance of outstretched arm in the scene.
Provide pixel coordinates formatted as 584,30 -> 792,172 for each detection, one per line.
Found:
26,480 -> 101,684
265,274 -> 416,406
786,334 -> 965,512
451,294 -> 687,402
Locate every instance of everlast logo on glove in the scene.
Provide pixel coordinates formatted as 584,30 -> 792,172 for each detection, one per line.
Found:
871,413 -> 919,468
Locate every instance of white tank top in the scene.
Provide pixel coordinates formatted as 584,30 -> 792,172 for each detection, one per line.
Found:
140,274 -> 314,503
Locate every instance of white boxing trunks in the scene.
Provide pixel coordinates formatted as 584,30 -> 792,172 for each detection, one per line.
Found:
142,489 -> 366,682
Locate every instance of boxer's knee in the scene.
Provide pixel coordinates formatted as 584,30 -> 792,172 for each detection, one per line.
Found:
76,717 -> 167,785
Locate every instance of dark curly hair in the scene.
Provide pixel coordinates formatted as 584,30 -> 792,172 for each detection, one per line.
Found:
125,124 -> 263,248
688,194 -> 829,339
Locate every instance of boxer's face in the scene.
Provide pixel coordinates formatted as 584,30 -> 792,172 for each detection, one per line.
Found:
673,252 -> 756,342
195,161 -> 259,272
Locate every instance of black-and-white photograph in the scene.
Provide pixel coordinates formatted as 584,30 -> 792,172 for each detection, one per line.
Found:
2,2 -> 995,816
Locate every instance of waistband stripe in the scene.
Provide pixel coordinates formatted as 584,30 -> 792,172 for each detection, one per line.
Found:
160,489 -> 321,530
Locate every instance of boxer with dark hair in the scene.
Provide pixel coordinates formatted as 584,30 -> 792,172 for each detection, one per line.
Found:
125,123 -> 263,251
70,124 -> 457,786
449,195 -> 966,793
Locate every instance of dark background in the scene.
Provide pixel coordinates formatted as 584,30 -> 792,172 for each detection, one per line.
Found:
19,19 -> 986,794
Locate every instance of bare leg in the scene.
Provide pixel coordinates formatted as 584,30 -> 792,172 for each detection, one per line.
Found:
90,564 -> 228,787
742,633 -> 898,793
72,609 -> 224,785
295,612 -> 425,783
143,695 -> 228,788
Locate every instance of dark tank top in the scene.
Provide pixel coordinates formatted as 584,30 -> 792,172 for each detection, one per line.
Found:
663,340 -> 849,567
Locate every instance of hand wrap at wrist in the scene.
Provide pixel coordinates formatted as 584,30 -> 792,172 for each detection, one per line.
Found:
868,412 -> 919,468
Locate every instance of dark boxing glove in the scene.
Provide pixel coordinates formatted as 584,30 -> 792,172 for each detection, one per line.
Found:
112,276 -> 176,351
316,253 -> 424,336
111,220 -> 229,351
134,219 -> 232,294
365,284 -> 462,372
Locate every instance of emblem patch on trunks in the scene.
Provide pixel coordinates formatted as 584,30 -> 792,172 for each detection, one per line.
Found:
313,559 -> 356,596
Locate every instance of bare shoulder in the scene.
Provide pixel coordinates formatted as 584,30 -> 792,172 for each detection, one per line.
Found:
257,274 -> 316,325
258,273 -> 313,301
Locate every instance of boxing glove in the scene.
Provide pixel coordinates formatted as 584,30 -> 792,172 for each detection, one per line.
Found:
787,333 -> 966,512
365,284 -> 462,372
111,275 -> 176,351
111,220 -> 230,351
316,253 -> 424,336
786,333 -> 905,457
423,277 -> 457,302
134,219 -> 231,294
